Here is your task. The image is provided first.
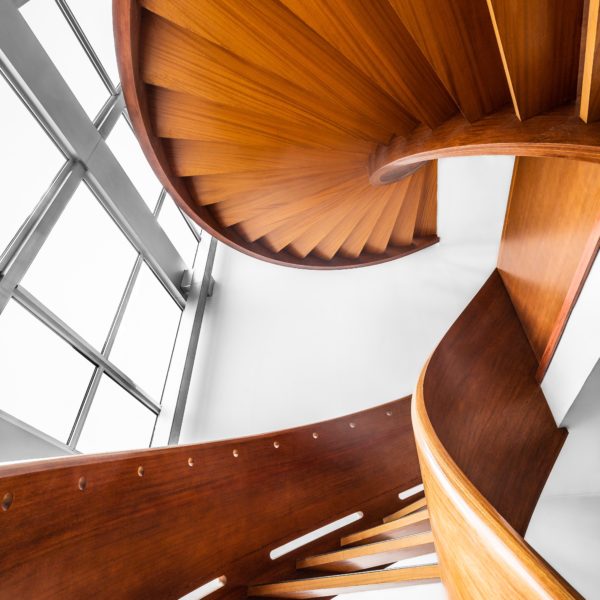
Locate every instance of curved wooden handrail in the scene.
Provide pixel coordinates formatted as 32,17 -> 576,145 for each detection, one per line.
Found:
370,105 -> 600,185
0,399 -> 421,599
412,271 -> 582,599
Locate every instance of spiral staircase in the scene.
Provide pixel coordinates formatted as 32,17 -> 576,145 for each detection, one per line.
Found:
0,1 -> 600,599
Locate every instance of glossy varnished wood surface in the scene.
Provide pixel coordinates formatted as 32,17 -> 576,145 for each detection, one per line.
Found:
388,0 -> 510,122
296,531 -> 435,573
413,271 -> 581,599
370,105 -> 600,184
115,0 -> 443,269
248,565 -> 441,599
486,0 -> 583,120
498,157 -> 600,365
580,0 -> 600,121
0,400 -> 421,599
340,507 -> 431,546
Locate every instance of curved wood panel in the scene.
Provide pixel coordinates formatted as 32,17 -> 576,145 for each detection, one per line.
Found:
413,271 -> 581,598
498,157 -> 600,371
114,0 -> 442,269
0,399 -> 421,600
370,106 -> 600,184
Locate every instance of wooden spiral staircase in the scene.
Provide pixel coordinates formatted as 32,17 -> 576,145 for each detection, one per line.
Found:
0,1 -> 599,599
115,0 -> 600,270
249,497 -> 438,598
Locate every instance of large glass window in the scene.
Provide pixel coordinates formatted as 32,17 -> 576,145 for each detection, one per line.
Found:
0,76 -> 64,258
77,376 -> 157,453
21,0 -> 108,118
21,184 -> 138,349
107,117 -> 163,211
110,263 -> 183,400
0,0 -> 207,457
0,301 -> 95,442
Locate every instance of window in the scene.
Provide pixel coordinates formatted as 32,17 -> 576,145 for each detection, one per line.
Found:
21,183 -> 138,349
0,76 -> 64,259
0,0 -> 211,458
158,196 -> 200,267
0,301 -> 94,442
21,0 -> 108,118
77,376 -> 157,453
107,117 -> 163,211
110,263 -> 183,401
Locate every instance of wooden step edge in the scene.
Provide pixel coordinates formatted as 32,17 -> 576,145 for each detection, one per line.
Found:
383,496 -> 427,523
341,508 -> 430,546
248,564 -> 441,598
296,531 -> 435,572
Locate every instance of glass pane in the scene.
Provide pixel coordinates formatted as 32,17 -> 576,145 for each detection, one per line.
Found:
0,76 -> 64,257
158,195 -> 199,267
77,375 -> 156,453
109,263 -> 181,400
64,0 -> 119,86
106,118 -> 162,211
0,300 -> 94,442
21,183 -> 138,349
21,0 -> 108,119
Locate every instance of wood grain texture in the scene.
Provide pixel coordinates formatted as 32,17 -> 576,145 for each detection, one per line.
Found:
296,531 -> 435,573
413,271 -> 581,599
280,0 -> 457,129
114,0 -> 440,269
580,0 -> 600,121
383,496 -> 427,523
0,400 -> 422,600
370,105 -> 600,184
340,508 -> 431,546
537,220 -> 600,380
248,565 -> 441,598
498,157 -> 600,362
486,0 -> 583,120
388,0 -> 510,122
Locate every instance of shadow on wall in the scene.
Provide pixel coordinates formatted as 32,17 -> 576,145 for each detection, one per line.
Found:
526,358 -> 600,600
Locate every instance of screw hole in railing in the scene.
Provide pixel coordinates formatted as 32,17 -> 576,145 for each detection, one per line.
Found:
78,477 -> 87,491
137,466 -> 144,477
2,492 -> 13,511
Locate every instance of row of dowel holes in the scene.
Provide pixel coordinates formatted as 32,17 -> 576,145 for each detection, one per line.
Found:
2,412 -> 395,507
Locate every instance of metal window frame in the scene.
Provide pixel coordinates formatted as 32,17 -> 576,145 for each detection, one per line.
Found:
0,0 -> 217,453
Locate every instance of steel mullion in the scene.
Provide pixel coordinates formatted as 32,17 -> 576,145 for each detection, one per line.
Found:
13,286 -> 161,415
0,161 -> 85,315
1,2 -> 188,301
55,0 -> 116,95
168,238 -> 217,445
94,89 -> 125,139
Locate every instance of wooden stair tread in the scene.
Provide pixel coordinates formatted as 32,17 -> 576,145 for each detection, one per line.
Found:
341,508 -> 431,546
383,497 -> 427,523
248,565 -> 441,598
296,531 -> 435,573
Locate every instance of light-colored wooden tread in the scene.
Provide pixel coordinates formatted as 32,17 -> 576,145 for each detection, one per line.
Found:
248,564 -> 441,598
383,496 -> 427,523
341,508 -> 430,546
297,531 -> 435,573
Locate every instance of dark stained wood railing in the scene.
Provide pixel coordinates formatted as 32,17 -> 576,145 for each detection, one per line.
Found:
0,399 -> 420,600
412,271 -> 582,598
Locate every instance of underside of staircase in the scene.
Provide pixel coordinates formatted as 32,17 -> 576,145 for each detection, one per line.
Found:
248,497 -> 436,598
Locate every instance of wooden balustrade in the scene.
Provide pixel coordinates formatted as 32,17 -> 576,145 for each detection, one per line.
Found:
412,271 -> 582,598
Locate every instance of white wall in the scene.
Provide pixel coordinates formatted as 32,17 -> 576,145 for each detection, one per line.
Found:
526,359 -> 600,600
180,156 -> 514,443
541,252 -> 600,425
0,410 -> 73,463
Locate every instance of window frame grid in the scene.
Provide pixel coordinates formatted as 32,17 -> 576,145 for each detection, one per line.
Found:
0,0 -> 216,454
